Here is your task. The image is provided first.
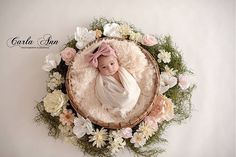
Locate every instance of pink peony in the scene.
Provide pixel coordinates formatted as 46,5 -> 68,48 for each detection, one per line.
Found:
142,34 -> 158,46
149,95 -> 174,123
60,47 -> 76,65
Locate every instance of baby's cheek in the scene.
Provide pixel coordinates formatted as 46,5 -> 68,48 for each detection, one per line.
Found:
99,69 -> 108,75
114,63 -> 119,71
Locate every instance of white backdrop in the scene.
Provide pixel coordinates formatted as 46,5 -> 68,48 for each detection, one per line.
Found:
0,0 -> 235,157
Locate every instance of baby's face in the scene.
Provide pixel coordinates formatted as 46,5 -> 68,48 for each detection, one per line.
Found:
98,55 -> 119,76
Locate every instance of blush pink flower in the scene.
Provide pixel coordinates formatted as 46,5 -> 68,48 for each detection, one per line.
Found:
142,34 -> 158,46
178,74 -> 190,90
60,47 -> 76,65
120,127 -> 132,139
59,108 -> 75,126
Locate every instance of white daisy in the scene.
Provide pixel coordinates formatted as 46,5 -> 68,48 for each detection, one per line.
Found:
130,132 -> 146,147
89,128 -> 108,148
138,122 -> 156,139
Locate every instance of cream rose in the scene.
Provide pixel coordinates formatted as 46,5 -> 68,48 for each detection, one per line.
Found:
142,34 -> 158,46
60,47 -> 76,65
43,90 -> 68,116
149,95 -> 174,123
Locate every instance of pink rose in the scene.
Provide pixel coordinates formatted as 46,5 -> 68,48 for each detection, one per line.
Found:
60,47 -> 76,65
120,127 -> 132,139
142,34 -> 158,46
178,74 -> 190,90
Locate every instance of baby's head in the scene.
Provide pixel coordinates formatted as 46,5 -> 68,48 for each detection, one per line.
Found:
88,42 -> 119,76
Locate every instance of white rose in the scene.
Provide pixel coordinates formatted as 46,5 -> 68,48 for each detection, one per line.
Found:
103,23 -> 122,38
72,114 -> 93,138
43,90 -> 68,116
42,53 -> 61,72
74,27 -> 96,49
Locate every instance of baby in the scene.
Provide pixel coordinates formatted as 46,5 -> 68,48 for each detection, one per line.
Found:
88,42 -> 141,118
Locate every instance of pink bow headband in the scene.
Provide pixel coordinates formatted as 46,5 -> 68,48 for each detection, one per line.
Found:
88,42 -> 117,68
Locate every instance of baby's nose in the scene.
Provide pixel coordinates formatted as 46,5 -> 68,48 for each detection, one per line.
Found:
107,65 -> 113,71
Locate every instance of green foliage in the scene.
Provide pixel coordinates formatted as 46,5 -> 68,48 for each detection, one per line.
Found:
77,136 -> 112,157
90,17 -> 111,31
65,39 -> 78,51
34,101 -> 60,138
126,139 -> 165,157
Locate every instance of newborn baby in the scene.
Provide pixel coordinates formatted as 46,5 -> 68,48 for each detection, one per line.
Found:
88,42 -> 141,118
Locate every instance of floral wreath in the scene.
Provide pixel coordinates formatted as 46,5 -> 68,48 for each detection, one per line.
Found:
35,18 -> 196,157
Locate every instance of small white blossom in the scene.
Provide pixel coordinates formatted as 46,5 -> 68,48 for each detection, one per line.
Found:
108,131 -> 126,155
157,50 -> 171,63
164,65 -> 178,76
129,31 -> 142,42
74,27 -> 96,49
47,72 -> 64,90
119,24 -> 133,36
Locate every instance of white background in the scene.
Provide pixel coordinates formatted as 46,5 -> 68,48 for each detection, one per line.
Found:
0,0 -> 235,157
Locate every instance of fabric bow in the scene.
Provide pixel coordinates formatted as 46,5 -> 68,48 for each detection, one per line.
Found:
88,42 -> 117,68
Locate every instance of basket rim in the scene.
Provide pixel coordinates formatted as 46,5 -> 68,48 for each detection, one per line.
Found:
66,37 -> 160,129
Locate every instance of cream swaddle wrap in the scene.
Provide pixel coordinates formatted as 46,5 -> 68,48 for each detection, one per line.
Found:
95,67 -> 141,118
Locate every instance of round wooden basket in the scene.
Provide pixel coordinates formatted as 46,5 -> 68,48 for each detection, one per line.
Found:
66,37 -> 160,129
